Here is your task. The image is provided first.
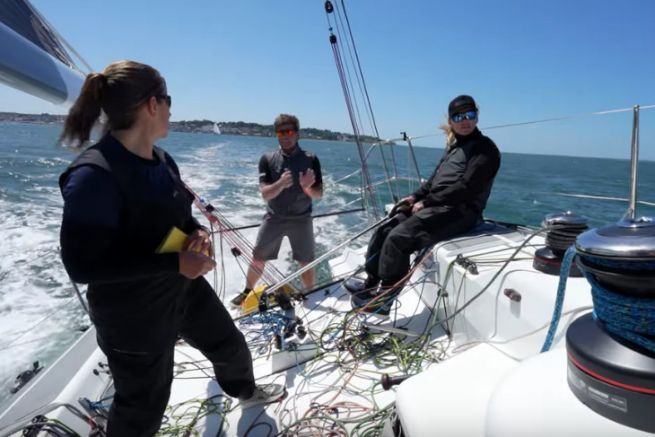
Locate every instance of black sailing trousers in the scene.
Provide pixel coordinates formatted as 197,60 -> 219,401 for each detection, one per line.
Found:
365,205 -> 479,285
99,278 -> 255,437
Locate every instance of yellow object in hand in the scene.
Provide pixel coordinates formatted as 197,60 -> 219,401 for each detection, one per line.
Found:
156,226 -> 188,254
157,226 -> 211,256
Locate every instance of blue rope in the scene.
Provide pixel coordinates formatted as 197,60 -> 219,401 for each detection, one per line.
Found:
540,246 -> 577,352
238,311 -> 293,343
583,272 -> 655,353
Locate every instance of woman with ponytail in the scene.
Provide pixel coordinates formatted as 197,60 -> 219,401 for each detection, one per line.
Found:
58,60 -> 284,436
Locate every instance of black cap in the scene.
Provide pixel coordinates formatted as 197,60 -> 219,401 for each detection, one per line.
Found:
448,95 -> 477,117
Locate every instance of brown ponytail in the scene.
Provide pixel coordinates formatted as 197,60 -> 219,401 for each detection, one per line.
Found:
60,60 -> 165,147
59,73 -> 105,147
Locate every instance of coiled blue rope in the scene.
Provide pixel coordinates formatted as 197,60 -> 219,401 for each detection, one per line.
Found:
540,247 -> 655,353
584,271 -> 655,353
581,256 -> 655,271
540,246 -> 577,352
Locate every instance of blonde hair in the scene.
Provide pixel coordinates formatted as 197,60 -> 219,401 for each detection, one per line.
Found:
440,120 -> 456,150
60,60 -> 165,147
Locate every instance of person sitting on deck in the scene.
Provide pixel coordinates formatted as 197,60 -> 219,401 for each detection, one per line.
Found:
345,95 -> 501,315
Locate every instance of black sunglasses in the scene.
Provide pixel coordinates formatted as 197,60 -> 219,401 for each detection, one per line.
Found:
155,94 -> 172,108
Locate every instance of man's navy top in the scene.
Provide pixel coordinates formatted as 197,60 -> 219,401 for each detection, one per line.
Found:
259,145 -> 322,218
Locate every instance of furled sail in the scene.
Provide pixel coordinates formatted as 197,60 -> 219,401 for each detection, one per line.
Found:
0,0 -> 84,105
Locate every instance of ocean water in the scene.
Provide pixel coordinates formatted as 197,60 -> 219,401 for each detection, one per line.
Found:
0,122 -> 654,408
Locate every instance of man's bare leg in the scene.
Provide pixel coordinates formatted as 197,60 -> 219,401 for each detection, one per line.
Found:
298,261 -> 315,291
246,259 -> 266,290
231,259 -> 266,306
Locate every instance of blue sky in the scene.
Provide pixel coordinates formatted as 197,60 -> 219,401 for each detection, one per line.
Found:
1,0 -> 654,159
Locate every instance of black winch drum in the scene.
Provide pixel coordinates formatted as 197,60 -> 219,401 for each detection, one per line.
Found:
533,211 -> 588,276
567,217 -> 655,432
566,314 -> 655,433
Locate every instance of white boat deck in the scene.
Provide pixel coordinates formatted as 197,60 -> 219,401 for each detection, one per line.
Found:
0,224 -> 616,436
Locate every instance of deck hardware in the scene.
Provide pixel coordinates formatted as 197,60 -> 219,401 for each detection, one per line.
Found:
503,288 -> 522,302
455,254 -> 478,275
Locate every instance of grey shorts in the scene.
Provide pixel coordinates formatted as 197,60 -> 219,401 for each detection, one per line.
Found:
252,214 -> 315,262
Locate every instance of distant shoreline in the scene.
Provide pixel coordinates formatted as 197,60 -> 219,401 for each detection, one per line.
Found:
0,111 -> 383,143
2,113 -> 652,162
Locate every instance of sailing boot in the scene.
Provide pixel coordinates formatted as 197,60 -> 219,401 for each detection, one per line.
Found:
344,275 -> 379,295
351,280 -> 403,316
230,288 -> 251,307
239,383 -> 287,409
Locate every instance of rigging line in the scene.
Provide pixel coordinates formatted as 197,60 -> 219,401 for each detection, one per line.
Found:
331,10 -> 366,138
405,140 -> 423,186
554,192 -> 655,207
420,226 -> 553,344
334,167 -> 361,184
202,209 -> 284,286
363,142 -> 379,161
216,223 -> 226,299
330,37 -> 378,216
330,37 -> 380,216
333,1 -> 376,138
408,103 -> 655,140
186,188 -> 289,287
363,140 -> 403,169
485,104 -> 655,129
336,0 -> 401,197
212,208 -> 366,233
327,5 -> 395,209
338,0 -> 381,141
388,138 -> 401,187
333,7 -> 398,201
262,215 -> 393,296
342,196 -> 365,209
325,3 -> 334,29
335,7 -> 371,145
331,41 -> 361,143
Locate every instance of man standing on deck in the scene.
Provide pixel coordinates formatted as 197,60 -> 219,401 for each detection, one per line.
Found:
345,95 -> 501,315
231,114 -> 323,307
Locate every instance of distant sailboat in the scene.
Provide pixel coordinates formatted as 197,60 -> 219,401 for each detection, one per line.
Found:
213,122 -> 221,135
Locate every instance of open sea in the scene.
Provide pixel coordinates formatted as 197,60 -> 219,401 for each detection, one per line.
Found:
0,122 -> 654,409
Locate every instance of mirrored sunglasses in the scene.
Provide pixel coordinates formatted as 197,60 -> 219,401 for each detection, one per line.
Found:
451,111 -> 477,123
276,129 -> 297,137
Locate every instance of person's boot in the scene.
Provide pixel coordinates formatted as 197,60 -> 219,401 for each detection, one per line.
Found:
230,288 -> 251,307
344,275 -> 379,294
239,383 -> 287,409
351,280 -> 403,316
